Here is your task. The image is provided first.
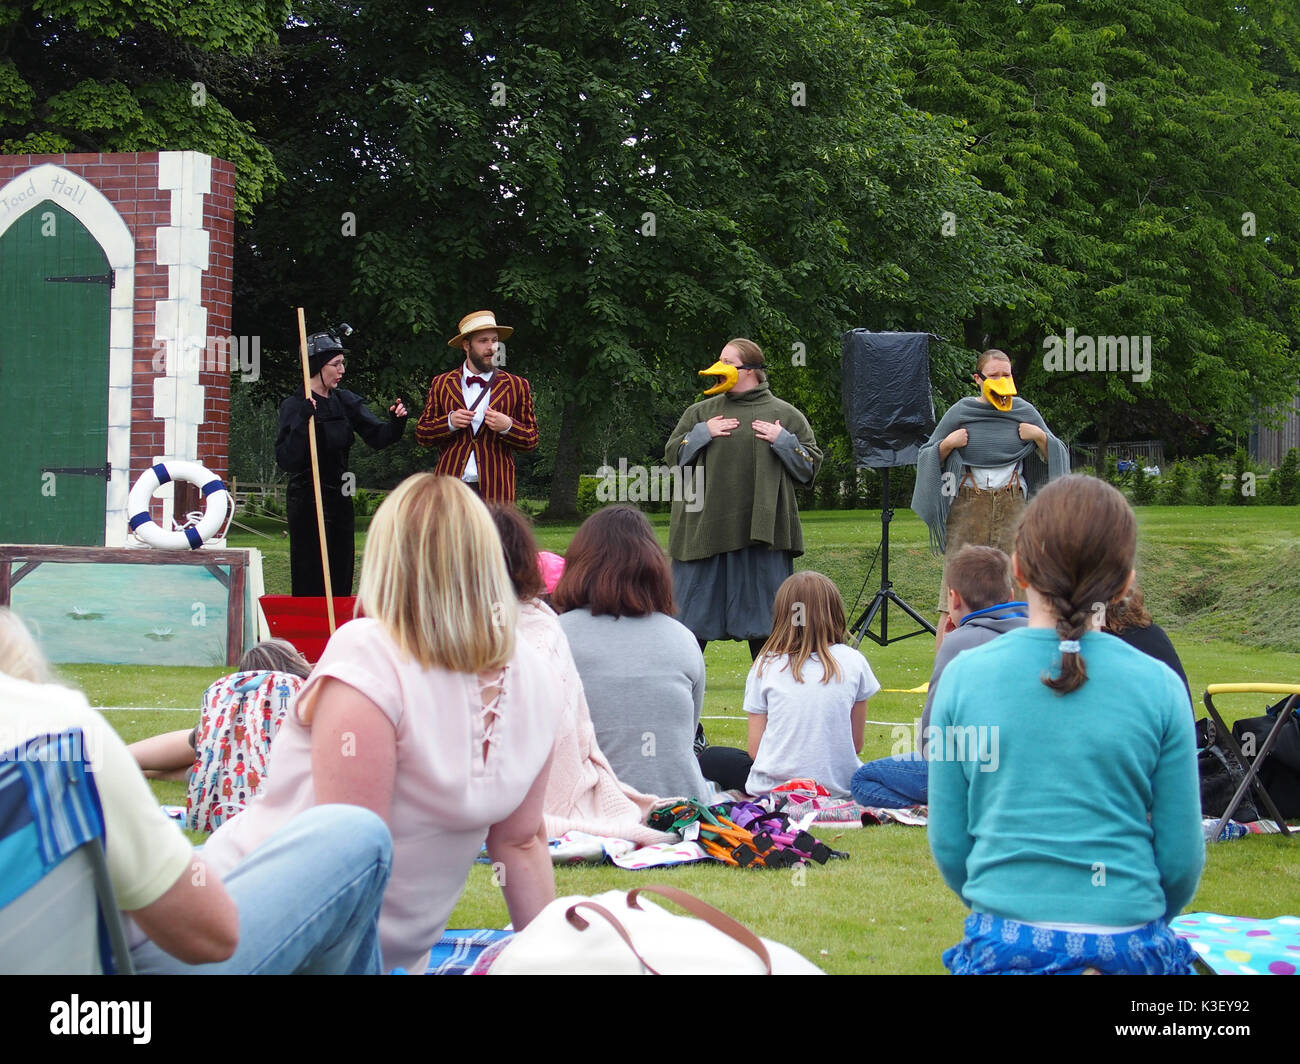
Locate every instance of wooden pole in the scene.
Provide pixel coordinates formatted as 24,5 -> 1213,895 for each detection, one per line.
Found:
296,308 -> 336,634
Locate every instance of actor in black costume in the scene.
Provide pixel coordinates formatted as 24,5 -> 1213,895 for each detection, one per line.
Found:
275,330 -> 407,596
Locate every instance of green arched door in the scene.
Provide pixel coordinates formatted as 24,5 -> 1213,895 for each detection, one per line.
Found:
0,201 -> 111,545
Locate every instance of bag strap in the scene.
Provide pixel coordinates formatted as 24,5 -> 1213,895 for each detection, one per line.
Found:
564,902 -> 662,975
626,885 -> 773,975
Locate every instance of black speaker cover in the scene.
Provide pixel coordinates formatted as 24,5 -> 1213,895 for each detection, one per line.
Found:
841,331 -> 936,468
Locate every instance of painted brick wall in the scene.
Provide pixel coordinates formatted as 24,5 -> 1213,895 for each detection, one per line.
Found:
0,151 -> 234,536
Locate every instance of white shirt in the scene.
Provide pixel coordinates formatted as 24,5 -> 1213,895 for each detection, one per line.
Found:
967,460 -> 1024,491
744,644 -> 881,797
449,366 -> 493,482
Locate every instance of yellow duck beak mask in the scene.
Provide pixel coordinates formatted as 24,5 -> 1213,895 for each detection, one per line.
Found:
980,376 -> 1017,411
699,360 -> 740,396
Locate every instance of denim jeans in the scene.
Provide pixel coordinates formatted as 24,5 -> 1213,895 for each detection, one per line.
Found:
130,804 -> 392,975
850,751 -> 928,808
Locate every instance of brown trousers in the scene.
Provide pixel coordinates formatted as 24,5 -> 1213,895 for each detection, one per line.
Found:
937,482 -> 1027,612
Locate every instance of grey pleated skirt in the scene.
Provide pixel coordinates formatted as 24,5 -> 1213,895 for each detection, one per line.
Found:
671,546 -> 794,642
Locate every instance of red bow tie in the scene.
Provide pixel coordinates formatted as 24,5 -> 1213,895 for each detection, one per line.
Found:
466,376 -> 489,387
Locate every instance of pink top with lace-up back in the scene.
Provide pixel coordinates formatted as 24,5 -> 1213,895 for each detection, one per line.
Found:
200,618 -> 562,974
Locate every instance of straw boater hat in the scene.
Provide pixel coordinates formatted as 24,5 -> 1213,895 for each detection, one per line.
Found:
448,310 -> 513,347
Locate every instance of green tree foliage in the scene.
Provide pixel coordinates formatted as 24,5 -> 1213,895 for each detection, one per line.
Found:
230,0 -> 1029,514
883,0 -> 1300,460
1230,449 -> 1254,505
1276,446 -> 1300,505
1197,456 -> 1224,505
1159,460 -> 1190,505
1130,462 -> 1155,505
0,0 -> 285,218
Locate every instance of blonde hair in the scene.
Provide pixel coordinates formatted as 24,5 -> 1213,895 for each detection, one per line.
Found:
756,571 -> 848,685
0,607 -> 53,684
356,473 -> 516,671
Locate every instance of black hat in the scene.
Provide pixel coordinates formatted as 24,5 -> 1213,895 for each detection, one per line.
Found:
307,330 -> 348,376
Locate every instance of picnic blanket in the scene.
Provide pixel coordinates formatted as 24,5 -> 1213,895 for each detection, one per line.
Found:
763,782 -> 928,827
548,830 -> 711,869
1203,817 -> 1288,842
423,930 -> 513,975
1171,913 -> 1300,975
860,805 -> 929,826
548,831 -> 637,864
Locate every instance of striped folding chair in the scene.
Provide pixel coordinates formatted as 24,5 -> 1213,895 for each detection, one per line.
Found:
0,729 -> 134,974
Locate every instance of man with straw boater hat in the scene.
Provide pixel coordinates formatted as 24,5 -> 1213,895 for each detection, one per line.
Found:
415,311 -> 538,502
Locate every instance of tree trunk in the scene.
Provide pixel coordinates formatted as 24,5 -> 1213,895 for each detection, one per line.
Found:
545,397 -> 583,519
1093,421 -> 1110,478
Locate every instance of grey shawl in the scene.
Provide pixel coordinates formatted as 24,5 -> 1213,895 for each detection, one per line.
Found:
911,396 -> 1069,553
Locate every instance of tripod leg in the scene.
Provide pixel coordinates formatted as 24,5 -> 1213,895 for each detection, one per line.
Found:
850,591 -> 888,648
887,590 -> 937,635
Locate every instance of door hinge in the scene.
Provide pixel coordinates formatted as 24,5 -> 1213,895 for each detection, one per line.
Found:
45,271 -> 114,288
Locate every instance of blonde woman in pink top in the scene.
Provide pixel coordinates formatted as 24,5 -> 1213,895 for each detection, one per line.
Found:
201,474 -> 563,974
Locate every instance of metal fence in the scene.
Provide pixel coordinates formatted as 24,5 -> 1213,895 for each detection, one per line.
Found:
1068,441 -> 1166,472
1253,397 -> 1300,468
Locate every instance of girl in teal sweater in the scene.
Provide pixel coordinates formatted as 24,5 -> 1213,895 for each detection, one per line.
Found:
927,475 -> 1203,974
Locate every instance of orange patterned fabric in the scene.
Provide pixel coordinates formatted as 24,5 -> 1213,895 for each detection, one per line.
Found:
414,368 -> 539,502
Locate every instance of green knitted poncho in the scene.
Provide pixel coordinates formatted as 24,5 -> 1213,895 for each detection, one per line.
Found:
664,385 -> 822,562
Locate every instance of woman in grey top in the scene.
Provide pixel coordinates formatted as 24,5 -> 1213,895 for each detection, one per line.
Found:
552,506 -> 712,801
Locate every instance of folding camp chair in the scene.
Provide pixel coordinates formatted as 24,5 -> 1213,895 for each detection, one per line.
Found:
0,729 -> 135,974
1201,683 -> 1300,843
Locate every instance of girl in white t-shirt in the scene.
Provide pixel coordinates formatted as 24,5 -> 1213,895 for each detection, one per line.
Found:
698,572 -> 880,796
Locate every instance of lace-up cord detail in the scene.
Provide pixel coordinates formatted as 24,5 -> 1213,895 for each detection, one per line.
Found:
476,665 -> 509,771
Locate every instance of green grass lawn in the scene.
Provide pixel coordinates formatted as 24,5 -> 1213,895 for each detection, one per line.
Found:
58,504 -> 1300,974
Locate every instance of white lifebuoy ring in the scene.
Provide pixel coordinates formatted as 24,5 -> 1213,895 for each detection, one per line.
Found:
127,461 -> 232,550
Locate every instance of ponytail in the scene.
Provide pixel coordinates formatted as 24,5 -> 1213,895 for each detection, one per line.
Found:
1013,476 -> 1136,695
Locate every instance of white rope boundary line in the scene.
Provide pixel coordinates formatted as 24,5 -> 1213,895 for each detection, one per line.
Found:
104,709 -> 921,724
98,706 -> 197,713
701,714 -> 912,726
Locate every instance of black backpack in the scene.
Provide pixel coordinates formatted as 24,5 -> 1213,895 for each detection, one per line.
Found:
1196,717 -> 1259,823
1231,697 -> 1300,819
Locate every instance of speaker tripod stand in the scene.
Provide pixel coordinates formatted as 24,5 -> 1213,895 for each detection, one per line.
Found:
849,466 -> 936,647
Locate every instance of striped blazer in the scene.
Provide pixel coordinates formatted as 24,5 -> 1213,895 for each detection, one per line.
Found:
415,368 -> 539,502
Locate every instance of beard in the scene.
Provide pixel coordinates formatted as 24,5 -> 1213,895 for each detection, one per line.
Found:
467,349 -> 496,375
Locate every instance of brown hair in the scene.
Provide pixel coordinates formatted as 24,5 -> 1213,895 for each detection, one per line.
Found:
490,504 -> 547,602
945,545 -> 1015,613
552,506 -> 675,618
239,638 -> 311,679
1014,475 -> 1136,694
726,337 -> 768,384
1103,581 -> 1152,635
756,571 -> 850,685
976,348 -> 1012,375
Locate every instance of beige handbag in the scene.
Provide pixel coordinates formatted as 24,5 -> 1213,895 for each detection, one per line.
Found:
486,884 -> 824,975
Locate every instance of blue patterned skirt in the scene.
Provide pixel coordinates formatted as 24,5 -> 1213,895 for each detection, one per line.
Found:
943,911 -> 1197,975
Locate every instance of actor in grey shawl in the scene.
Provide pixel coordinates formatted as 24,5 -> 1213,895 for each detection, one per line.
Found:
911,350 -> 1068,645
